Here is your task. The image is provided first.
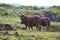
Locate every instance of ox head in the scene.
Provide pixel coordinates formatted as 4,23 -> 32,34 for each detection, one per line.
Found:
13,11 -> 27,23
18,12 -> 26,20
17,12 -> 27,24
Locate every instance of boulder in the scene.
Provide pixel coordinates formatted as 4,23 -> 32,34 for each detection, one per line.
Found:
3,24 -> 14,31
42,10 -> 56,21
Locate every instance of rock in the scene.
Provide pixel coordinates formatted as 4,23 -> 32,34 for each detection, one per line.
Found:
3,31 -> 9,35
0,24 -> 4,30
0,32 -> 4,36
42,10 -> 56,21
3,24 -> 14,31
22,27 -> 27,30
15,32 -> 19,36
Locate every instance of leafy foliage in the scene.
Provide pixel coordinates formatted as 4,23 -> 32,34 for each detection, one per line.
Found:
0,3 -> 16,9
0,3 -> 60,40
0,7 -> 8,16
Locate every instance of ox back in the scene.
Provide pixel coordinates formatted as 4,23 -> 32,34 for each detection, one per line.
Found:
21,15 -> 38,27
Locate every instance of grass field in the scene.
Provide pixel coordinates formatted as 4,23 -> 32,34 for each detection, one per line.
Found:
0,31 -> 60,40
0,17 -> 60,40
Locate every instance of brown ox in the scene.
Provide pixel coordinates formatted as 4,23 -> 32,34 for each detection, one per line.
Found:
34,15 -> 50,31
40,17 -> 50,31
20,14 -> 41,30
14,12 -> 41,31
14,11 -> 50,31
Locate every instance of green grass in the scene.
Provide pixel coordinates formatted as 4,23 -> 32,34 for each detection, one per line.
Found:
0,16 -> 20,24
0,31 -> 60,40
0,17 -> 60,40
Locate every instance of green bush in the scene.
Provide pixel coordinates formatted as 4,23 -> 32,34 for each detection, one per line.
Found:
0,7 -> 8,16
50,22 -> 60,32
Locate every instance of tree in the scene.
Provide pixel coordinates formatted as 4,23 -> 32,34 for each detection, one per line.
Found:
0,3 -> 16,9
0,7 -> 8,16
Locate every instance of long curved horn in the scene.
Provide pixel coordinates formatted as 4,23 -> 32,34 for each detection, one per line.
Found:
19,12 -> 27,15
13,10 -> 21,16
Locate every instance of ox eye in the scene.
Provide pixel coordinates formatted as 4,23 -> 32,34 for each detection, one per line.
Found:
23,17 -> 24,19
21,17 -> 24,20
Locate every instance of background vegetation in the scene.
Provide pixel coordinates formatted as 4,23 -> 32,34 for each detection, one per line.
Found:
0,3 -> 60,40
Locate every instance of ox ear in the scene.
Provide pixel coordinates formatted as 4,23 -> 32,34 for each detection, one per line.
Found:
24,12 -> 27,15
18,12 -> 23,16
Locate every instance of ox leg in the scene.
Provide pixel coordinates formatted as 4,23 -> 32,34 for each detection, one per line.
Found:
36,24 -> 41,31
26,26 -> 27,30
41,25 -> 44,31
46,25 -> 50,31
31,27 -> 33,30
36,25 -> 39,31
38,24 -> 41,31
